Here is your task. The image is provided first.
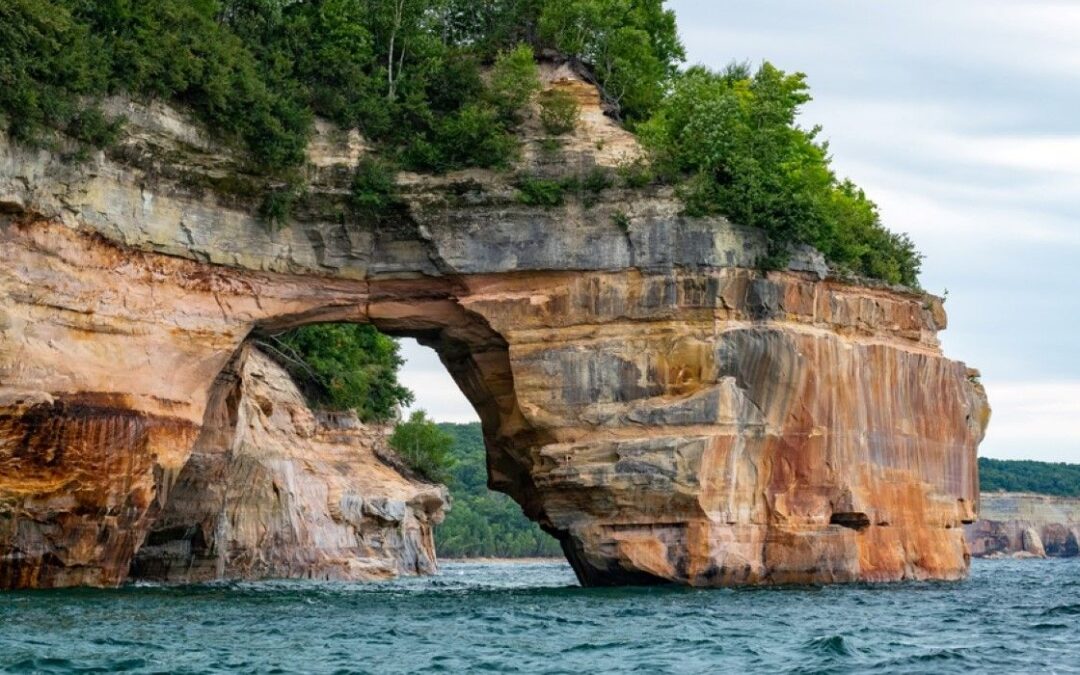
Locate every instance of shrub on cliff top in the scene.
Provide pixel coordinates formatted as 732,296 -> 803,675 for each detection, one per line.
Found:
350,156 -> 400,221
640,63 -> 922,286
539,89 -> 581,136
538,0 -> 684,123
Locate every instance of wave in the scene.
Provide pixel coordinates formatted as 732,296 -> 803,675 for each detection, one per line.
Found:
1043,604 -> 1080,617
802,635 -> 856,657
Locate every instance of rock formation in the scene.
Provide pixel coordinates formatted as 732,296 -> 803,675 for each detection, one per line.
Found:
0,66 -> 989,589
130,347 -> 446,582
965,493 -> 1080,558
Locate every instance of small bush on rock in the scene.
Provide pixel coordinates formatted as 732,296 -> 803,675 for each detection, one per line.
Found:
539,89 -> 580,135
390,411 -> 455,483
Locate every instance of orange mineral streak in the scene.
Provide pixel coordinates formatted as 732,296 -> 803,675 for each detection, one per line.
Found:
0,218 -> 987,588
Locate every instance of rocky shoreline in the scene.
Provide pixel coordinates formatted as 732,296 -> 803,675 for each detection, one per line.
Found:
965,492 -> 1080,559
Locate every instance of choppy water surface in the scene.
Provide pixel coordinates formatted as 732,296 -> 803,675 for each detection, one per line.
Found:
1,559 -> 1079,674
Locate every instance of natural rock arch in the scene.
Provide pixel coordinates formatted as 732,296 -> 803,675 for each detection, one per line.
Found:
0,75 -> 989,589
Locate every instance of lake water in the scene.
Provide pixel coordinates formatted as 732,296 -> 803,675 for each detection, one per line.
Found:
1,559 -> 1078,674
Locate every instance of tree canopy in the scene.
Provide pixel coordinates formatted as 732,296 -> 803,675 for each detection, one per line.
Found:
261,323 -> 413,423
538,0 -> 683,122
389,410 -> 456,483
641,63 -> 922,285
0,0 -> 676,172
436,423 -> 562,558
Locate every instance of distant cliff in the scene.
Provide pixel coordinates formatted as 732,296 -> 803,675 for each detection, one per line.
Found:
965,493 -> 1080,559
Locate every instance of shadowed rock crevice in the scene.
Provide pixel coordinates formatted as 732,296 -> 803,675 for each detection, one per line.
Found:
830,512 -> 872,531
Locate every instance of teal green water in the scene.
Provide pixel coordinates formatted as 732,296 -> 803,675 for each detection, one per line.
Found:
1,559 -> 1078,674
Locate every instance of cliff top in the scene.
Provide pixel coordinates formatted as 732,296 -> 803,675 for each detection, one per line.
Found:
1,1 -> 922,288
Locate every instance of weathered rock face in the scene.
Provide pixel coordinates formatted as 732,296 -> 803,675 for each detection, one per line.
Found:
0,68 -> 989,588
965,493 -> 1080,559
130,347 -> 446,582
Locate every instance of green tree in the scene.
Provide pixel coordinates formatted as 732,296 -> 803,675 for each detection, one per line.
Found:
1,1 -> 923,286
73,0 -> 312,169
390,410 -> 455,483
641,62 -> 922,285
539,89 -> 580,135
979,458 -> 1080,497
538,0 -> 684,122
488,44 -> 541,123
0,0 -> 109,145
262,323 -> 413,423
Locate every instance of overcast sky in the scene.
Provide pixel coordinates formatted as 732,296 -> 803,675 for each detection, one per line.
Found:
399,0 -> 1080,463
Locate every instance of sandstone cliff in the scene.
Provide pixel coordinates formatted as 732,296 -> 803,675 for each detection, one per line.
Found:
965,493 -> 1080,559
0,65 -> 989,588
130,346 -> 446,582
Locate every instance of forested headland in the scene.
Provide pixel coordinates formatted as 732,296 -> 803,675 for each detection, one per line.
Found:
979,457 -> 1080,498
1,1 -> 979,559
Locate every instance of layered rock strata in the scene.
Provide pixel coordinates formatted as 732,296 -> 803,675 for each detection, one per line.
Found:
965,493 -> 1080,558
130,347 -> 446,582
0,66 -> 989,588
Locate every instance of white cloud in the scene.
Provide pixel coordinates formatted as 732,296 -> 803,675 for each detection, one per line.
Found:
397,339 -> 478,423
980,381 -> 1080,462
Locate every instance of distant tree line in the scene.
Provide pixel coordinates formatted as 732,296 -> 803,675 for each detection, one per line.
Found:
436,423 -> 562,558
979,457 -> 1080,498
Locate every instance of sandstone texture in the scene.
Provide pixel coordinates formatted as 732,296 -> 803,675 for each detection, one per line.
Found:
130,347 -> 446,582
0,68 -> 989,588
965,493 -> 1080,559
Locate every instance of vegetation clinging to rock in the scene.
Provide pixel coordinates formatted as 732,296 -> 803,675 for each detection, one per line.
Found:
538,89 -> 581,135
641,63 -> 922,286
259,324 -> 413,423
389,410 -> 455,484
0,0 -> 923,284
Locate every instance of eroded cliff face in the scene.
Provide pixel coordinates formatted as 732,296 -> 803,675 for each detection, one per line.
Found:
965,493 -> 1080,559
130,347 -> 446,582
0,65 -> 989,588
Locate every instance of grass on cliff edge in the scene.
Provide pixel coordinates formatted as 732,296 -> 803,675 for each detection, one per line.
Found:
1,0 -> 920,285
